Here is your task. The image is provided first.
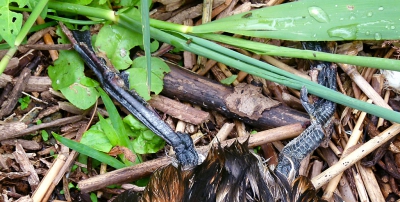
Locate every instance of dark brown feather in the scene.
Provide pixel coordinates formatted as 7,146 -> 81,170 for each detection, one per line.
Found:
135,141 -> 322,202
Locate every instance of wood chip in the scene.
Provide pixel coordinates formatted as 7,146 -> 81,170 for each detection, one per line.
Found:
13,144 -> 40,191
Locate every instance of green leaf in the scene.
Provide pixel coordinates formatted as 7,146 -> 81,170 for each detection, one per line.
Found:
18,96 -> 30,110
48,50 -> 99,110
123,115 -> 165,154
41,130 -> 49,141
0,0 -> 28,45
126,56 -> 170,100
116,0 -> 140,7
68,182 -> 75,189
80,129 -> 113,153
48,50 -> 85,90
220,75 -> 237,85
80,76 -> 99,87
95,24 -> 142,70
0,6 -> 23,45
132,130 -> 165,154
150,40 -> 159,52
191,0 -> 400,41
53,132 -> 125,169
123,114 -> 148,132
98,113 -> 119,146
90,193 -> 98,202
98,88 -> 132,150
55,25 -> 70,44
60,81 -> 99,110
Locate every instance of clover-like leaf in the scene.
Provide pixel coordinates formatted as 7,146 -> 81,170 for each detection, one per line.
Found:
0,7 -> 22,46
95,24 -> 142,70
80,129 -> 113,153
60,82 -> 99,110
125,56 -> 170,100
48,50 -> 85,90
131,130 -> 165,154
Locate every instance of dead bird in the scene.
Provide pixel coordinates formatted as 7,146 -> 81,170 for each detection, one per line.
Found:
63,24 -> 340,202
111,140 -> 323,202
112,43 -> 338,202
139,140 -> 323,202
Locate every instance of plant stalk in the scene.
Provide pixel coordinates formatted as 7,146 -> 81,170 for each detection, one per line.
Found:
0,0 -> 49,75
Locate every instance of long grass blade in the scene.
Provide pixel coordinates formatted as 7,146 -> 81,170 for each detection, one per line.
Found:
193,33 -> 400,71
141,0 -> 152,93
98,88 -> 132,151
53,133 -> 126,169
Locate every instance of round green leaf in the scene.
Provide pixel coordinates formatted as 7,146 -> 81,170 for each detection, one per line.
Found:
48,50 -> 85,90
60,81 -> 99,110
95,25 -> 142,70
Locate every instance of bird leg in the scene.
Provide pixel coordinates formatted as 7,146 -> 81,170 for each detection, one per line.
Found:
59,23 -> 199,167
276,47 -> 337,178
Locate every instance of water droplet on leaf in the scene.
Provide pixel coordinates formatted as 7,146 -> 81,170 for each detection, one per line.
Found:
367,12 -> 373,17
327,24 -> 358,40
378,6 -> 384,11
308,6 -> 330,23
365,31 -> 370,35
374,33 -> 382,40
391,26 -> 395,30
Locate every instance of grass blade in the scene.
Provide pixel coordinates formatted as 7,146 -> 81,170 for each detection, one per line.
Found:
53,133 -> 126,169
193,33 -> 400,71
98,88 -> 132,151
141,0 -> 152,93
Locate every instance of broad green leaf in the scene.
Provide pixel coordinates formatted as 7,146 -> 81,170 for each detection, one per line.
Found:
80,76 -> 99,87
95,24 -> 142,70
48,50 -> 85,90
132,130 -> 165,154
49,50 -> 99,110
53,133 -> 125,169
123,114 -> 148,132
55,25 -> 70,44
0,0 -> 28,45
0,7 -> 22,45
116,0 -> 140,7
150,40 -> 159,52
123,115 -> 165,154
221,75 -> 237,85
190,0 -> 400,41
60,81 -> 99,110
80,129 -> 113,153
126,56 -> 170,100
